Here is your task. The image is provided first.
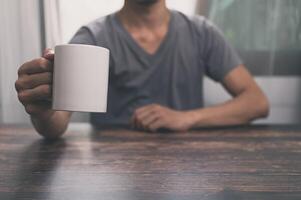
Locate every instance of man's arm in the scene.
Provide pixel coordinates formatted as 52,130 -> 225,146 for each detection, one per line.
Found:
16,49 -> 72,139
31,111 -> 72,139
132,65 -> 269,131
187,65 -> 269,127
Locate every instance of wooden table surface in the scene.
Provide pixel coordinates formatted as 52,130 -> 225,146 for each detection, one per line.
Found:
0,124 -> 301,200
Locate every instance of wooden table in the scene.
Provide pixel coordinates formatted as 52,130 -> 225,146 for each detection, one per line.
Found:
0,124 -> 301,200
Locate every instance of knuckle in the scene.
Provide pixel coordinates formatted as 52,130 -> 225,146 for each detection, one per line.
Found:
154,105 -> 160,110
156,110 -> 163,115
19,60 -> 35,75
41,85 -> 51,96
157,116 -> 164,122
40,58 -> 51,71
17,67 -> 23,76
150,104 -> 156,108
36,58 -> 47,70
18,92 -> 27,102
37,58 -> 45,66
16,77 -> 34,90
22,76 -> 33,88
18,64 -> 26,76
136,115 -> 142,121
141,120 -> 147,126
25,105 -> 34,115
15,80 -> 22,91
18,61 -> 31,75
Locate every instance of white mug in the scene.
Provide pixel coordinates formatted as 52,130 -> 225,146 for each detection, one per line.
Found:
52,44 -> 109,112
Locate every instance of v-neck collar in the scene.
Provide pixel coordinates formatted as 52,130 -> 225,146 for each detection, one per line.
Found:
112,10 -> 175,62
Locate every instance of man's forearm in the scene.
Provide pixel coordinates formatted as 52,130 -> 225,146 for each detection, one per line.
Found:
31,111 -> 72,139
187,90 -> 269,128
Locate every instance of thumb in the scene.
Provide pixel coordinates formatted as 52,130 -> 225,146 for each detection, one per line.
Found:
43,48 -> 55,61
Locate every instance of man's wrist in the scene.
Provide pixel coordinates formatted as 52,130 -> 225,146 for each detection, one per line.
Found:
182,110 -> 201,130
31,110 -> 56,123
31,110 -> 67,139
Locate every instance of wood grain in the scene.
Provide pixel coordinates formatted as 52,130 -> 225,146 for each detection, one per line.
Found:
0,124 -> 301,200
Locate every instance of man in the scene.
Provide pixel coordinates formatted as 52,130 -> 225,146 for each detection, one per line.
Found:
15,0 -> 269,139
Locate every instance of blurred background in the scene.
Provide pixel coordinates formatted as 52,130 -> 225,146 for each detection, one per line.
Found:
0,0 -> 300,125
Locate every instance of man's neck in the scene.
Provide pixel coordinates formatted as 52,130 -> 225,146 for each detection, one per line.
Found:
118,0 -> 170,29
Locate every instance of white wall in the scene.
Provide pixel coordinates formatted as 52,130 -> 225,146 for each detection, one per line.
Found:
204,77 -> 301,124
0,0 -> 42,124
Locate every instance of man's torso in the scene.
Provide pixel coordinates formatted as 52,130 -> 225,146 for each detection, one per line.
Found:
70,10 -> 241,127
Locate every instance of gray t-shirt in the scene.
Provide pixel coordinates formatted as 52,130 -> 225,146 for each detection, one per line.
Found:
70,10 -> 242,127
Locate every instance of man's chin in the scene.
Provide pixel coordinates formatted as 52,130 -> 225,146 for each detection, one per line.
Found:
134,0 -> 159,6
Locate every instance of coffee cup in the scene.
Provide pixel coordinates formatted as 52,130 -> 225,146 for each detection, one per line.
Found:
52,44 -> 109,113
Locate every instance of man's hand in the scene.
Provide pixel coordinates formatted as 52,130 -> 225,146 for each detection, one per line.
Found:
15,49 -> 55,120
15,49 -> 72,139
131,104 -> 194,132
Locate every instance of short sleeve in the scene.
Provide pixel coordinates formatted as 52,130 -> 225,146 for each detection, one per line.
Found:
197,17 -> 243,82
69,27 -> 96,45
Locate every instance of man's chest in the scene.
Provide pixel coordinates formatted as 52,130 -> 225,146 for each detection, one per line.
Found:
110,40 -> 203,90
127,26 -> 168,55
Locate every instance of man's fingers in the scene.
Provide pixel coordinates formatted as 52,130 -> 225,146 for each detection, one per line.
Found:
18,84 -> 52,104
136,109 -> 156,121
140,113 -> 160,129
132,104 -> 165,130
43,48 -> 55,61
133,114 -> 144,130
134,104 -> 160,123
133,108 -> 157,129
18,58 -> 53,76
148,119 -> 164,132
135,104 -> 159,115
15,72 -> 52,92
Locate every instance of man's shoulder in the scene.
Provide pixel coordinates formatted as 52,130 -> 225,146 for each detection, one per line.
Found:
83,13 -> 114,35
172,11 -> 217,43
172,10 -> 213,33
